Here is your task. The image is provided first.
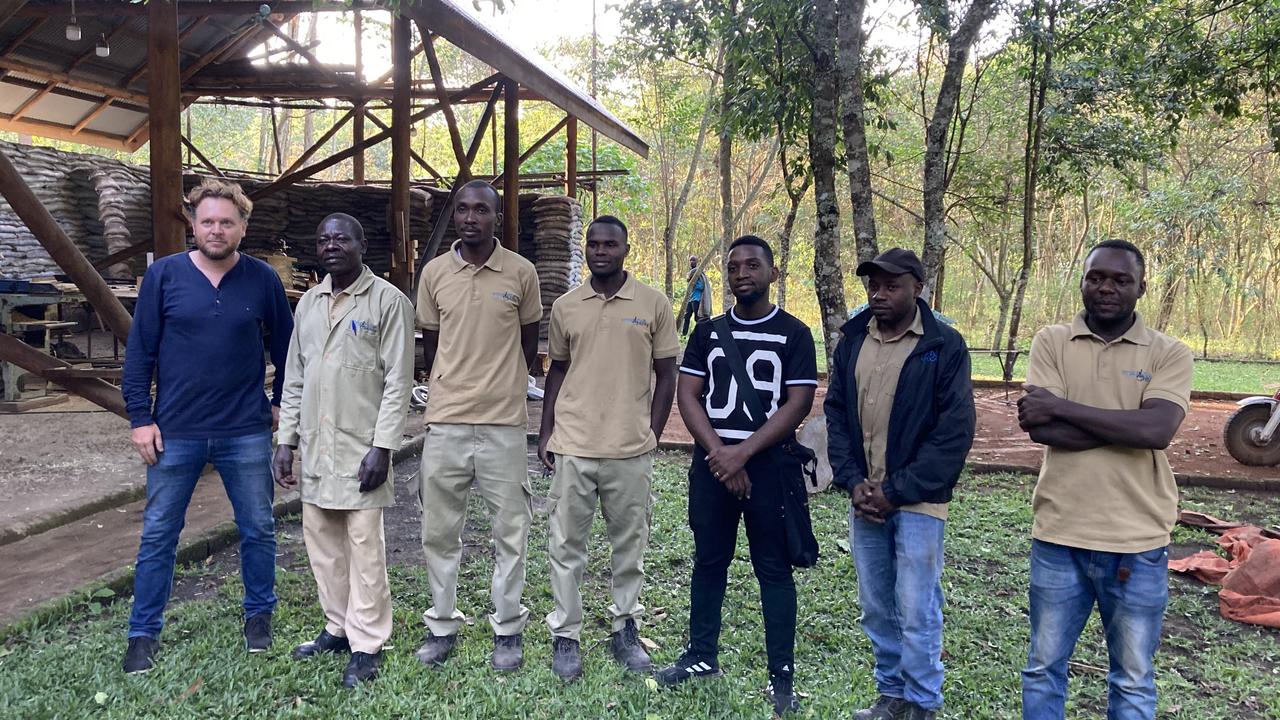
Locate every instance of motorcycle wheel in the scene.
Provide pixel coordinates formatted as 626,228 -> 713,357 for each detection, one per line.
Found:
1223,404 -> 1280,466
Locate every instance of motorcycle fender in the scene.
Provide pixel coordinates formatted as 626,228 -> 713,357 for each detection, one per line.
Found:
1235,396 -> 1279,409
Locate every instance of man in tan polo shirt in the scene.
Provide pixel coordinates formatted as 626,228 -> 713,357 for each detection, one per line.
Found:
274,214 -> 414,688
824,248 -> 975,720
536,215 -> 679,681
414,180 -> 542,671
1018,240 -> 1192,720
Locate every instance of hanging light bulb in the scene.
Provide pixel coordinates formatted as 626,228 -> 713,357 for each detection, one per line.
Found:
66,0 -> 80,41
95,33 -> 109,58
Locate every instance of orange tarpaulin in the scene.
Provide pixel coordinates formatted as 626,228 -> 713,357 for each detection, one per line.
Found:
1169,515 -> 1280,629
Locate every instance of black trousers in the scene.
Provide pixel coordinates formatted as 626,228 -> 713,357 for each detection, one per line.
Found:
680,300 -> 699,335
686,445 -> 797,678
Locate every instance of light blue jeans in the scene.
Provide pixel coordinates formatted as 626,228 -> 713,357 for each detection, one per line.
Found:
1021,539 -> 1168,720
851,508 -> 947,711
128,431 -> 277,639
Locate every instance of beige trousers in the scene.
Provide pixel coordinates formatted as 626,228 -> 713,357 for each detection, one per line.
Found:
420,423 -> 532,637
545,452 -> 654,641
301,503 -> 391,654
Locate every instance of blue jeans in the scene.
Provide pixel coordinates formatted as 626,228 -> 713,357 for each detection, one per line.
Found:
128,431 -> 277,639
851,508 -> 946,711
1021,539 -> 1168,720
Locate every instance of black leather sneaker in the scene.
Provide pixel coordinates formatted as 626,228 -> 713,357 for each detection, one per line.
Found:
291,629 -> 350,659
341,651 -> 382,688
653,651 -> 722,687
491,633 -> 524,671
122,636 -> 158,674
854,695 -> 910,720
244,613 -> 272,653
767,673 -> 800,716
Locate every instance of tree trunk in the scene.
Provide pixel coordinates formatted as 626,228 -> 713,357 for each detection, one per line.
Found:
776,176 -> 810,310
920,0 -> 997,297
810,0 -> 846,363
661,67 -> 720,300
837,0 -> 878,265
1154,273 -> 1181,331
257,108 -> 270,174
719,1 -> 739,311
1004,0 -> 1056,381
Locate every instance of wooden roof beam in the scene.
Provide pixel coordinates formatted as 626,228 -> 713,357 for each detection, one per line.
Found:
360,108 -> 443,181
420,26 -> 469,178
180,135 -> 227,178
0,113 -> 128,149
17,1 -> 384,17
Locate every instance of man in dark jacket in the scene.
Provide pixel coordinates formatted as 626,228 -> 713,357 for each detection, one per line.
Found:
824,248 -> 975,720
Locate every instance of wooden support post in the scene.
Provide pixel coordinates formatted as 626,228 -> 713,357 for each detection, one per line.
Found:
0,333 -> 128,418
389,13 -> 413,294
565,115 -> 578,196
148,0 -> 185,259
0,150 -> 133,342
502,78 -> 519,251
352,10 -> 365,185
421,25 -> 470,180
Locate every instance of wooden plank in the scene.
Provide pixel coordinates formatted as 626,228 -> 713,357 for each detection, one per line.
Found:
0,333 -> 127,417
502,78 -> 519,251
352,9 -> 364,185
361,109 -> 442,181
389,13 -> 412,294
489,115 -> 569,183
0,149 -> 133,342
91,237 -> 152,272
421,27 -> 470,179
17,0 -> 379,16
149,0 -> 185,259
8,82 -> 54,122
180,135 -> 226,178
279,106 -> 354,178
565,115 -> 577,195
397,0 -> 649,158
464,83 -> 502,168
41,367 -> 124,380
247,74 -> 500,201
0,56 -> 148,105
0,115 -> 128,149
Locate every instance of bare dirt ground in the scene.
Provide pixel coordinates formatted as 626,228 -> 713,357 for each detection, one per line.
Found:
0,396 -> 140,536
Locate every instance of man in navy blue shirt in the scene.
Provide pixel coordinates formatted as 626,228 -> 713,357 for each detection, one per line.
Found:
120,179 -> 293,674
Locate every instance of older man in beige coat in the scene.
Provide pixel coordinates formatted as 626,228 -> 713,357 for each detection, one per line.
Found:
274,213 -> 414,688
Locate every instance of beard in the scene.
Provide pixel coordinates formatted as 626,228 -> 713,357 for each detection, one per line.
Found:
196,240 -> 237,261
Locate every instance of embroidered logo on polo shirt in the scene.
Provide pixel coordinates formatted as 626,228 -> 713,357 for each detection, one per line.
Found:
920,350 -> 938,363
1122,369 -> 1152,382
623,316 -> 650,327
492,290 -> 520,304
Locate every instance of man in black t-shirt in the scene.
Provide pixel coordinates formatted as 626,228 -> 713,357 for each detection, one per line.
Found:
654,235 -> 817,717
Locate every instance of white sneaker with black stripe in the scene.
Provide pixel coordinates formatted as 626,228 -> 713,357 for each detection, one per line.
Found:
653,651 -> 723,687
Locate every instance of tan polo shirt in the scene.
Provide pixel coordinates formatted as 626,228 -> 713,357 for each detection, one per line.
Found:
416,239 -> 542,426
546,273 -> 680,459
1026,312 -> 1193,553
854,310 -> 948,521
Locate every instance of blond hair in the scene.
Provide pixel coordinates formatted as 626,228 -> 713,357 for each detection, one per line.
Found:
185,179 -> 253,222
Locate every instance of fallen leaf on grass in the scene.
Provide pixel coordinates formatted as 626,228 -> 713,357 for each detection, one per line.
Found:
174,677 -> 203,703
644,678 -> 659,692
639,637 -> 659,651
836,538 -> 851,554
93,692 -> 108,705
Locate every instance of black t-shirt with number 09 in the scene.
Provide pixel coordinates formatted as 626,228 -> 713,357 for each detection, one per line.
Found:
678,305 -> 819,445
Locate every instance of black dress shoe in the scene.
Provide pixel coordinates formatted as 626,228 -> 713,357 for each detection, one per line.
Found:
291,629 -> 351,659
342,651 -> 382,688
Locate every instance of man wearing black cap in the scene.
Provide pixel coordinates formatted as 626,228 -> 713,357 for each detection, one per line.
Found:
824,247 -> 975,720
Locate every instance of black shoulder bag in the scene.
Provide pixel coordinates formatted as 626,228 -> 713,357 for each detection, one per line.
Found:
711,315 -> 820,568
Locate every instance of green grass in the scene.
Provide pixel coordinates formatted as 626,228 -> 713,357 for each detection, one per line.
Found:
968,353 -> 1280,394
2,462 -> 1278,718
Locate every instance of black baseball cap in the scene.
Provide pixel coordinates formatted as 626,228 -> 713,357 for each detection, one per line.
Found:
856,247 -> 925,282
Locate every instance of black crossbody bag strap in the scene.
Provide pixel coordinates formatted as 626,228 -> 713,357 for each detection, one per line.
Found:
712,315 -> 769,427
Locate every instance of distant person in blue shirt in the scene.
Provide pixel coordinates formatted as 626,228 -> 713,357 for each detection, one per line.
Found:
120,180 -> 293,674
680,254 -> 707,335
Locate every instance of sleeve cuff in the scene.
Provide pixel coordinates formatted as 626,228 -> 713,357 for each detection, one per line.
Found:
1143,389 -> 1190,412
276,429 -> 299,447
373,434 -> 403,451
